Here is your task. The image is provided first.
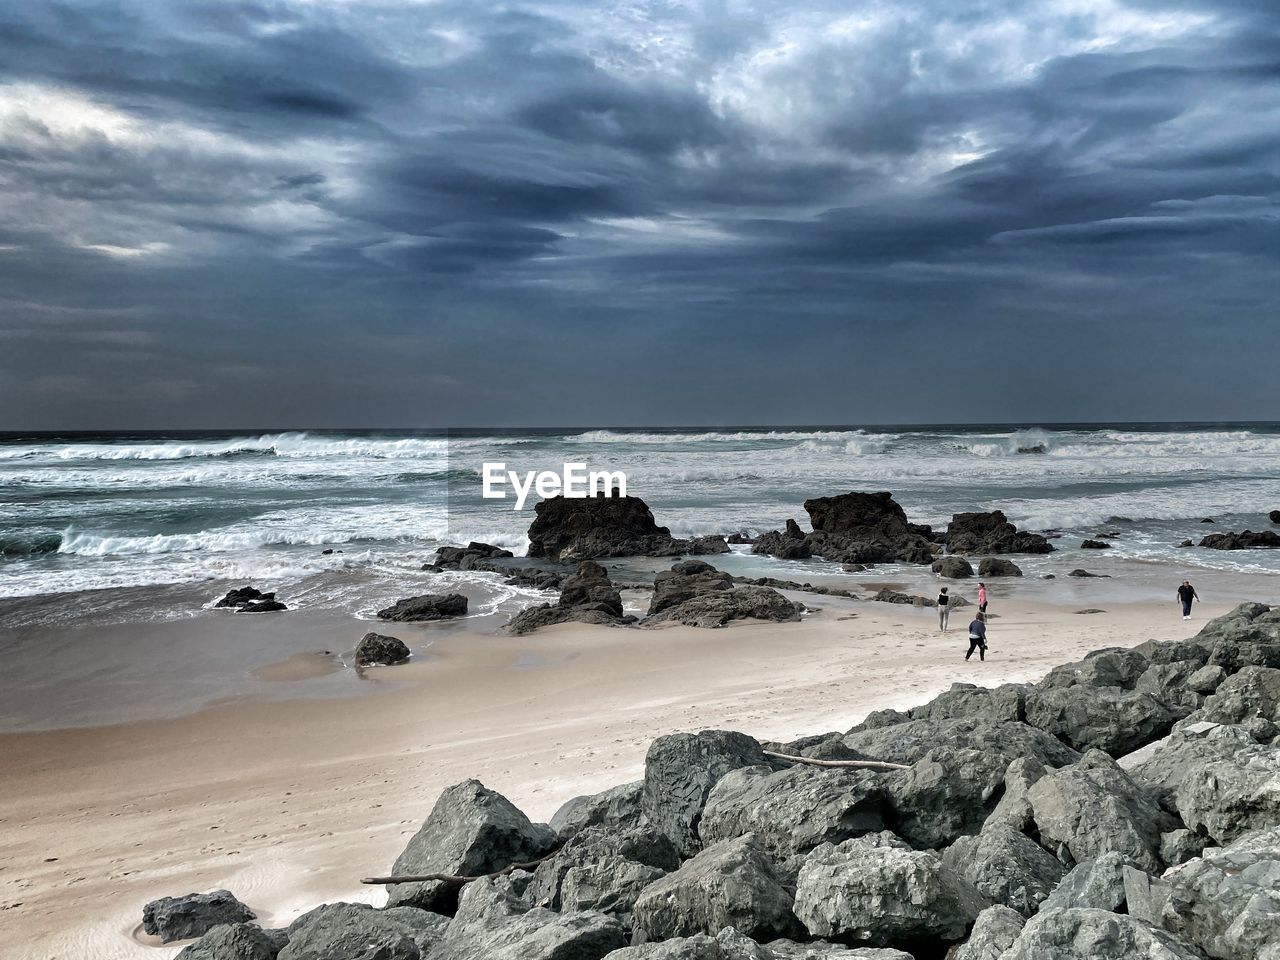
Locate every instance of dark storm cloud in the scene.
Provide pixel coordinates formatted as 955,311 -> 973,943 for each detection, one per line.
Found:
0,0 -> 1278,428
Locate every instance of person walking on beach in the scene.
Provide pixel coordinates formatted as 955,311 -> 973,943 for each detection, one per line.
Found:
937,587 -> 951,631
978,582 -> 988,614
966,613 -> 987,661
1177,580 -> 1200,620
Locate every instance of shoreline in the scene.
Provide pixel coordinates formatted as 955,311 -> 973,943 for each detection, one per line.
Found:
0,596 -> 1240,960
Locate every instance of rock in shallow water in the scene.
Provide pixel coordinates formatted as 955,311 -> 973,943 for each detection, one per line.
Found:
354,631 -> 411,666
377,593 -> 468,622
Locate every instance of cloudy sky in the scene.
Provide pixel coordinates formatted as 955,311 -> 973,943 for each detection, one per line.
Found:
1,0 -> 1277,429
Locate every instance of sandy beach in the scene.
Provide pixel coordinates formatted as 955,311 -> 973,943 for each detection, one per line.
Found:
0,593 -> 1239,960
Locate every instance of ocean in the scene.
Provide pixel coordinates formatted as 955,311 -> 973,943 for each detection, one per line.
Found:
2,423 -> 1280,626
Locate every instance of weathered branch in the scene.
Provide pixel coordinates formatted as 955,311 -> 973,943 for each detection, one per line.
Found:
361,848 -> 561,886
764,749 -> 910,771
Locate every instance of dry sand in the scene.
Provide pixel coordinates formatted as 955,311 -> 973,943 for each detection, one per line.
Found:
0,595 -> 1233,959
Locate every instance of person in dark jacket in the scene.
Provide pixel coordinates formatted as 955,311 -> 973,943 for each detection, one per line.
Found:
937,587 -> 950,631
1177,580 -> 1200,620
966,613 -> 987,661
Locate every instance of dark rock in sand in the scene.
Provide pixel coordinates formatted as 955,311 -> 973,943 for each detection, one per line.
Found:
941,825 -> 1066,917
646,584 -> 801,628
932,556 -> 974,578
143,890 -> 256,943
1162,825 -> 1280,960
1200,529 -> 1280,549
526,493 -> 726,561
793,833 -> 989,947
279,902 -> 447,960
1026,750 -> 1176,873
175,923 -> 286,960
801,492 -> 937,565
871,587 -> 970,608
1080,539 -> 1111,550
641,730 -> 768,858
998,907 -> 1201,960
506,603 -> 624,635
384,779 -> 558,914
215,586 -> 288,613
431,542 -> 515,571
1068,568 -> 1107,578
354,632 -> 411,666
631,834 -> 803,943
945,511 -> 1054,556
977,558 -> 1022,577
559,560 -> 624,616
550,781 -> 645,840
377,593 -> 468,622
648,560 -> 733,615
1076,608 -> 1106,615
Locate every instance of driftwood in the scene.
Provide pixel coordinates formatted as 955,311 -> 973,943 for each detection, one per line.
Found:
361,848 -> 561,885
763,749 -> 910,771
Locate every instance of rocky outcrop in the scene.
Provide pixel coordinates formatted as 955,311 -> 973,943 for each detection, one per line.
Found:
354,632 -> 411,666
977,558 -> 1022,577
1200,529 -> 1280,549
793,833 -> 989,948
526,494 -> 727,561
143,890 -> 257,943
377,593 -> 468,622
801,492 -> 937,565
384,779 -> 558,913
429,542 -> 515,570
932,557 -> 974,578
945,511 -> 1054,555
507,561 -> 631,635
642,561 -> 800,628
751,526 -> 813,561
214,586 -> 287,613
631,834 -> 803,942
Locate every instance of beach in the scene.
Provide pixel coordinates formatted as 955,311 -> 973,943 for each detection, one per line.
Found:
0,594 -> 1241,960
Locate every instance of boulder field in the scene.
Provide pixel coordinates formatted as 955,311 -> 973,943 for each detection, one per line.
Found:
162,602 -> 1280,960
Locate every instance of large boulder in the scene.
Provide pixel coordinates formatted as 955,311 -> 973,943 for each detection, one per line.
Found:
526,493 -> 726,561
984,756 -> 1048,833
1192,665 -> 1280,724
1024,684 -> 1173,756
143,890 -> 256,943
1126,722 -> 1272,823
941,826 -> 1066,917
1200,529 -> 1280,549
550,781 -> 645,840
700,764 -> 887,863
932,556 -> 974,578
1135,660 -> 1205,720
1037,852 -> 1139,914
631,834 -> 802,942
977,558 -> 1022,577
354,632 -> 412,666
1038,648 -> 1149,690
945,905 -> 1025,960
793,833 -> 989,948
1162,825 -> 1280,960
998,908 -> 1202,960
1174,732 -> 1280,844
841,717 -> 1077,771
507,603 -> 624,636
214,586 -> 288,613
945,511 -> 1054,555
528,826 -> 678,929
430,542 -> 515,570
385,779 -> 558,913
602,928 -> 777,959
641,731 -> 769,858
752,525 -> 813,561
279,902 -> 448,960
645,584 -> 801,628
1193,602 -> 1279,645
377,593 -> 468,622
175,924 -> 286,960
799,492 -> 937,565
1026,750 -> 1176,873
909,683 -> 1027,724
559,560 -> 625,616
648,561 -> 734,615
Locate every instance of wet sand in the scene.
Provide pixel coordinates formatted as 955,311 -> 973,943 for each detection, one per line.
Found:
0,594 -> 1238,960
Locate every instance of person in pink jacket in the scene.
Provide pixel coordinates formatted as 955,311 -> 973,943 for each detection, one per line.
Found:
978,582 -> 988,614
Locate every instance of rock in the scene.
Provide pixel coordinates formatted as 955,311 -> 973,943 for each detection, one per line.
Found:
214,586 -> 287,613
1271,509 -> 1280,524
1067,568 -> 1108,577
603,927 -> 772,959
431,542 -> 516,570
1178,539 -> 1193,547
1080,539 -> 1111,549
800,492 -> 937,565
1134,661 -> 1204,720
793,833 -> 989,948
648,561 -> 733,615
631,834 -> 802,942
984,756 -> 1047,833
377,593 -> 468,622
143,890 -> 257,943
700,764 -> 887,863
770,944 -> 914,960
1037,852 -> 1135,913
1193,601 -> 1280,646
1174,731 -> 1280,844
945,511 -> 1054,555
560,561 -> 625,616
550,781 -> 645,840
385,779 -> 558,913
526,493 -> 724,561
871,587 -> 934,606
1160,829 -> 1208,867
941,826 -> 1066,917
945,905 -> 1025,960
1202,517 -> 1216,523
506,603 -> 628,636
528,826 -> 678,929
1200,529 -> 1280,549
1162,825 -> 1280,960
646,583 -> 801,629
354,632 -> 412,666
977,558 -> 1022,577
1038,648 -> 1149,690
1026,750 -> 1176,873
436,877 -> 626,960
726,534 -> 755,545
175,923 -> 286,960
240,598 -> 288,613
1187,664 -> 1227,694
1024,684 -> 1173,755
998,907 -> 1202,959
1122,864 -> 1172,924
641,730 -> 769,858
752,527 -> 813,561
909,683 -> 1027,724
1193,665 -> 1280,724
932,557 -> 974,578
1076,608 -> 1106,614
842,717 -> 1077,771
280,902 -> 447,960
